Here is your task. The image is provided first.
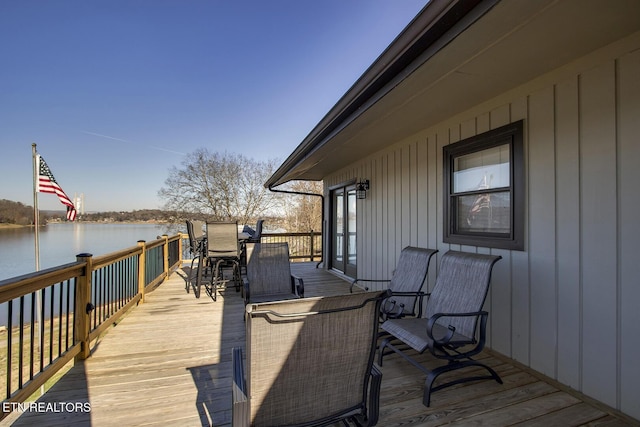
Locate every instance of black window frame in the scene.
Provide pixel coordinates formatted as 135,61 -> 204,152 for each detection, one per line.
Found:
443,120 -> 524,251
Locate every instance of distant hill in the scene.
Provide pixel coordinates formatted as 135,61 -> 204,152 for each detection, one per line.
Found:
0,199 -> 38,225
0,199 -> 177,225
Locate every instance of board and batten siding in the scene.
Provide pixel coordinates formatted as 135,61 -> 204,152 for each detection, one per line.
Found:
324,36 -> 640,419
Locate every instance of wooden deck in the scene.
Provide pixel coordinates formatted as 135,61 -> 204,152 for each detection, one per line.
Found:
3,262 -> 637,426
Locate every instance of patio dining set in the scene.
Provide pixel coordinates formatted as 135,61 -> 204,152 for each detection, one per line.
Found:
185,220 -> 502,426
185,219 -> 263,301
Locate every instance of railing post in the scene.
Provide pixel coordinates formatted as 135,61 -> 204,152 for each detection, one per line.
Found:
138,240 -> 146,303
162,234 -> 169,280
75,253 -> 93,361
310,230 -> 315,262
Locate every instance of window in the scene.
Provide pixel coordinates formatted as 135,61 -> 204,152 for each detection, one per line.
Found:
443,120 -> 524,250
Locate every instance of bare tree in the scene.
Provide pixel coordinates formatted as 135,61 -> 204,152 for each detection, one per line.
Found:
159,148 -> 280,224
280,180 -> 323,232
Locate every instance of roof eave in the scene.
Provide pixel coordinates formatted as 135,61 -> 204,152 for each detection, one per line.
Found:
265,0 -> 497,188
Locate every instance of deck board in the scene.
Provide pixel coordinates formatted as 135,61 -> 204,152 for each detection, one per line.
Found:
3,262 -> 637,426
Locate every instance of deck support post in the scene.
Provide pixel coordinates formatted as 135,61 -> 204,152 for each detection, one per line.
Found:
137,240 -> 146,303
75,253 -> 93,361
162,234 -> 169,281
178,233 -> 184,267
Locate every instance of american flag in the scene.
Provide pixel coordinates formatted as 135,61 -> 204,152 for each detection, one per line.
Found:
37,154 -> 77,221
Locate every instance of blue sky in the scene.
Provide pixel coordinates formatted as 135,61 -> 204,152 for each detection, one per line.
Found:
0,0 -> 426,212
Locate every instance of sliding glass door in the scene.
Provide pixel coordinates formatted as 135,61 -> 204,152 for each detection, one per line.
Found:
330,185 -> 357,277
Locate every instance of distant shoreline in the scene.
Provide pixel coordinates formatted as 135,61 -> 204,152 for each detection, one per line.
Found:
0,220 -> 170,229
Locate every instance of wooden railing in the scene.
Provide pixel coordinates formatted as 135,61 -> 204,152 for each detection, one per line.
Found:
0,234 -> 183,417
0,229 -> 320,417
261,230 -> 322,262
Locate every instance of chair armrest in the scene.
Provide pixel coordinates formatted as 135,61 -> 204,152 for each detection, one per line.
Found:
291,274 -> 304,298
380,297 -> 404,320
381,291 -> 428,320
232,347 -> 249,427
350,278 -> 391,293
391,291 -> 428,316
426,311 -> 488,344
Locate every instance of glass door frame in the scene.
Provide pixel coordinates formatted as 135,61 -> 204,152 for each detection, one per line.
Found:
329,182 -> 357,278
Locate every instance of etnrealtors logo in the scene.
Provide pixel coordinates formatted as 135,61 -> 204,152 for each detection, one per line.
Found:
2,401 -> 91,414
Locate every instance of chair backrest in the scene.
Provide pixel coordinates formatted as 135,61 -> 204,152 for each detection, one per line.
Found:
246,242 -> 292,297
425,251 -> 501,339
186,220 -> 205,253
388,246 -> 438,315
246,219 -> 264,243
186,220 -> 196,253
192,220 -> 204,241
253,219 -> 263,239
206,221 -> 239,258
245,290 -> 387,426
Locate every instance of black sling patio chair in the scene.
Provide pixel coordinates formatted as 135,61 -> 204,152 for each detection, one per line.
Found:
242,242 -> 304,305
232,290 -> 390,427
201,221 -> 241,301
185,219 -> 206,296
378,250 -> 502,407
350,246 -> 438,321
240,219 -> 264,274
245,219 -> 264,244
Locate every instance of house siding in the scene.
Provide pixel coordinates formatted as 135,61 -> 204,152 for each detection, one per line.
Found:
325,34 -> 640,419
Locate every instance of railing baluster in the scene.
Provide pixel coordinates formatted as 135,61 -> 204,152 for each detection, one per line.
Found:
29,292 -> 35,380
49,285 -> 54,364
39,288 -> 45,373
7,300 -> 13,399
107,264 -> 112,318
57,282 -> 63,358
65,280 -> 71,351
100,267 -> 105,323
18,296 -> 24,388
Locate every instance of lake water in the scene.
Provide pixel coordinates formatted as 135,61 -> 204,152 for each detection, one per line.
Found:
0,223 -> 177,282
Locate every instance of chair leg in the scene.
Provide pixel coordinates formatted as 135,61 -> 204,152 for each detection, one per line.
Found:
193,254 -> 205,299
186,256 -> 197,293
378,337 -> 392,366
423,360 -> 502,407
232,347 -> 249,426
366,364 -> 382,426
380,338 -> 503,407
234,261 -> 241,292
204,280 -> 217,302
377,331 -> 412,365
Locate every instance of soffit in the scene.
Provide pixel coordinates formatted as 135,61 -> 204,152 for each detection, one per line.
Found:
273,0 -> 640,184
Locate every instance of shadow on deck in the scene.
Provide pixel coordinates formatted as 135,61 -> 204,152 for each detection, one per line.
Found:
3,262 -> 637,426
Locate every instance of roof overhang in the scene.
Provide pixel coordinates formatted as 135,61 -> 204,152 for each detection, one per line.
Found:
266,0 -> 640,188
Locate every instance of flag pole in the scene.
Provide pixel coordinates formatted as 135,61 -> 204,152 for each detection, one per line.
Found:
32,143 -> 44,396
32,143 -> 40,271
